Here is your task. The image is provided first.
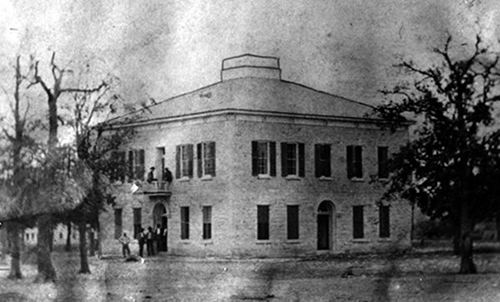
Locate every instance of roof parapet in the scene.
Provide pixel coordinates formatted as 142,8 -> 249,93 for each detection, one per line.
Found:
221,54 -> 281,81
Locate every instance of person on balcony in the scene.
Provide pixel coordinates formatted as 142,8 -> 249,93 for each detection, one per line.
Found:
147,167 -> 157,183
163,167 -> 173,185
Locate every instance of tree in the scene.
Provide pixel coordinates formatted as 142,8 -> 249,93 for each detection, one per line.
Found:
376,34 -> 500,274
60,65 -> 133,274
27,52 -> 106,282
0,55 -> 34,279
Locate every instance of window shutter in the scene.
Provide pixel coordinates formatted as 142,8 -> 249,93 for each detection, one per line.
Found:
378,147 -> 389,179
324,144 -> 331,177
251,141 -> 258,176
187,144 -> 194,178
128,150 -> 134,180
281,143 -> 288,177
138,149 -> 145,180
175,146 -> 180,179
355,146 -> 363,178
270,142 -> 276,177
346,146 -> 353,179
210,142 -> 216,176
314,145 -> 320,177
197,143 -> 202,178
298,143 -> 305,177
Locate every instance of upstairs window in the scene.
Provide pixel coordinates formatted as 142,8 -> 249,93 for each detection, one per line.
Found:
378,146 -> 389,179
110,151 -> 126,182
197,142 -> 216,177
315,144 -> 331,177
128,149 -> 145,181
352,205 -> 364,239
379,205 -> 390,238
251,141 -> 276,177
176,144 -> 194,179
281,143 -> 305,177
346,145 -> 363,179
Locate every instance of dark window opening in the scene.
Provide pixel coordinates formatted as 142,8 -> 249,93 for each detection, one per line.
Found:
379,205 -> 390,238
257,205 -> 269,240
202,206 -> 212,240
287,205 -> 299,240
180,207 -> 190,239
353,205 -> 364,239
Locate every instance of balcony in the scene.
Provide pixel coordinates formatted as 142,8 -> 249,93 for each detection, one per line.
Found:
133,181 -> 172,197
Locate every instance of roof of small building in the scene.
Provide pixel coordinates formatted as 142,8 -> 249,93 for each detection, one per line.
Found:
107,54 -> 378,125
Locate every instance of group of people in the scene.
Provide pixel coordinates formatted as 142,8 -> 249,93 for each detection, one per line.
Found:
138,224 -> 167,257
147,167 -> 173,184
118,224 -> 168,258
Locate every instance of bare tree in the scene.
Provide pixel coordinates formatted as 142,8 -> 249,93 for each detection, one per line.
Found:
27,52 -> 106,282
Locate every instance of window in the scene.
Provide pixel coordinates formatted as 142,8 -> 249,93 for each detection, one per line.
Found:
114,208 -> 122,239
127,149 -> 145,181
352,206 -> 364,239
110,151 -> 126,182
315,144 -> 331,177
133,208 -> 142,239
197,142 -> 216,177
59,233 -> 63,239
379,205 -> 390,238
347,145 -> 363,179
257,205 -> 270,240
180,207 -> 190,239
281,143 -> 305,177
202,206 -> 212,240
176,144 -> 193,178
287,205 -> 299,240
251,141 -> 276,176
26,234 -> 29,241
378,147 -> 389,179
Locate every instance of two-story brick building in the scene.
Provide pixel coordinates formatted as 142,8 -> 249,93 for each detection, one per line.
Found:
100,54 -> 411,257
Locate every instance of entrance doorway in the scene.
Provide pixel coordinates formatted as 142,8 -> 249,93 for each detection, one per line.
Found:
317,200 -> 335,250
153,203 -> 168,252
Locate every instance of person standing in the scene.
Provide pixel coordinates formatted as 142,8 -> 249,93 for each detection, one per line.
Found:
146,226 -> 155,256
138,228 -> 146,257
163,167 -> 173,185
118,232 -> 131,258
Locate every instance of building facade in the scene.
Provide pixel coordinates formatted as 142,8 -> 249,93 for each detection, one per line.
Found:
100,54 -> 411,257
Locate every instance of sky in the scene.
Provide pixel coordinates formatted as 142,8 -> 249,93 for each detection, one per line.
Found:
0,0 -> 499,112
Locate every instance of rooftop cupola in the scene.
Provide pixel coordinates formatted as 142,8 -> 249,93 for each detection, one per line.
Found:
221,54 -> 281,81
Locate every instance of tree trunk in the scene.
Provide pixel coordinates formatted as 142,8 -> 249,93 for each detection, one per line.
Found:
96,221 -> 102,258
65,221 -> 72,252
459,199 -> 476,274
6,222 -> 23,279
89,228 -> 95,257
35,214 -> 56,282
78,222 -> 90,274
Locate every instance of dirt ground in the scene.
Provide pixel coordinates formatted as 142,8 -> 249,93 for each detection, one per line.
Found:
1,247 -> 500,301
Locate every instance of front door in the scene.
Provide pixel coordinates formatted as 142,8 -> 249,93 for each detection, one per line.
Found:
153,203 -> 168,252
317,214 -> 330,250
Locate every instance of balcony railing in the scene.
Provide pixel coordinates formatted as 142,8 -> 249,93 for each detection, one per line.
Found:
139,181 -> 172,196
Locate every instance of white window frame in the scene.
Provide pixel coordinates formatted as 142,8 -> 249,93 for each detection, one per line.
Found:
201,142 -> 215,177
285,143 -> 299,177
180,145 -> 190,178
257,141 -> 271,177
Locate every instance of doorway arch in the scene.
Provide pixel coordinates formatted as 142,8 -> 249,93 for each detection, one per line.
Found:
317,200 -> 335,250
152,203 -> 168,252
